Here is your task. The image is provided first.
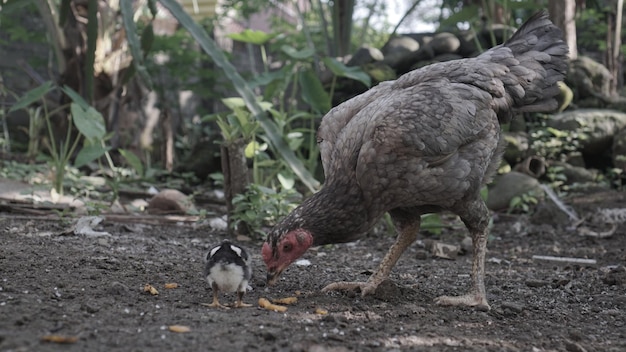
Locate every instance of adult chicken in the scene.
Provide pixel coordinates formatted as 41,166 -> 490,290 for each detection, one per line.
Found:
262,12 -> 568,310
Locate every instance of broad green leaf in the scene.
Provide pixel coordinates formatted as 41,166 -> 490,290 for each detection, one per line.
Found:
298,69 -> 330,113
245,141 -> 260,158
281,45 -> 315,60
250,69 -> 288,88
147,0 -> 158,17
223,97 -> 272,112
119,148 -> 144,176
257,185 -> 276,194
74,143 -> 109,168
258,101 -> 273,111
61,85 -> 89,109
547,127 -> 567,138
233,108 -> 251,129
9,81 -> 54,113
277,172 -> 295,190
70,103 -> 106,141
120,0 -> 153,89
286,132 -> 304,151
141,23 -> 155,54
322,57 -> 371,87
228,29 -> 276,45
158,0 -> 320,192
222,97 -> 246,110
440,5 -> 480,27
421,214 -> 443,235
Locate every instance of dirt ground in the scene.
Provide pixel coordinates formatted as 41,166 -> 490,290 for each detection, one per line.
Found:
1,191 -> 625,352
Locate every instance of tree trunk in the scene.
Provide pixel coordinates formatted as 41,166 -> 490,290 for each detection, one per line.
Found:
220,139 -> 250,235
332,0 -> 355,57
549,0 -> 578,60
608,0 -> 623,95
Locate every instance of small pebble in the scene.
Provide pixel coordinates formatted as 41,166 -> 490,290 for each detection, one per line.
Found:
501,301 -> 524,314
415,250 -> 428,260
564,340 -> 588,352
525,279 -> 549,288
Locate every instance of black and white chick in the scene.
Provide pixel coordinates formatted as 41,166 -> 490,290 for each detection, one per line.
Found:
203,240 -> 252,309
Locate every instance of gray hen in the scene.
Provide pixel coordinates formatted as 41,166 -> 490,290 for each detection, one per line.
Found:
262,11 -> 568,310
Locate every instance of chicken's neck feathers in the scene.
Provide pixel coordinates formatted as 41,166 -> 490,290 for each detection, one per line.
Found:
277,181 -> 374,246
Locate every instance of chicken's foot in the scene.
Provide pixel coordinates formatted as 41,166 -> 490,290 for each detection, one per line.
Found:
322,212 -> 419,296
202,284 -> 230,309
233,291 -> 252,308
435,200 -> 491,311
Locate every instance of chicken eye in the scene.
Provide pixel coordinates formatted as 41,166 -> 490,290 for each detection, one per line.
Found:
282,243 -> 293,252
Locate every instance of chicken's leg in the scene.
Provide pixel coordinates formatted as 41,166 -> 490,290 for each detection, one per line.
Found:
233,291 -> 252,308
204,283 -> 229,309
322,211 -> 420,296
435,199 -> 491,311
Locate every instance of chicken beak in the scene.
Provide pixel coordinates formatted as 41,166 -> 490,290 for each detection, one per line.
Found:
266,269 -> 282,286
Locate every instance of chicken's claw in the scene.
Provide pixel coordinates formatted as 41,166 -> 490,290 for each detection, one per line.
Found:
232,302 -> 253,308
434,294 -> 490,311
201,301 -> 230,309
321,281 -> 379,297
201,292 -> 230,309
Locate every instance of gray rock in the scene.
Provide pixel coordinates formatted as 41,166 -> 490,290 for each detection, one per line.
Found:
552,161 -> 598,184
429,32 -> 460,55
530,200 -> 573,227
564,340 -> 588,352
547,109 -> 626,156
487,171 -> 544,211
567,56 -> 612,101
432,53 -> 463,63
381,36 -> 420,67
347,46 -> 384,66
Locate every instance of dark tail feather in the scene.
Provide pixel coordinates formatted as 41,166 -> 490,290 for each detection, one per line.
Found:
494,11 -> 569,121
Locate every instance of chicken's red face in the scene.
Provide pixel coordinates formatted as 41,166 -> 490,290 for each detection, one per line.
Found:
262,229 -> 313,286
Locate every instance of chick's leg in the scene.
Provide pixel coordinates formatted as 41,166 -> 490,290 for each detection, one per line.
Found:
204,283 -> 229,309
233,291 -> 252,308
435,199 -> 491,311
322,211 -> 420,297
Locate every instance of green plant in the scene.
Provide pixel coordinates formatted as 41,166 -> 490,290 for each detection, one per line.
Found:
230,184 -> 302,237
9,82 -> 143,202
528,117 -> 588,161
160,0 -> 320,192
605,167 -> 624,189
227,27 -> 371,183
545,165 -> 567,189
508,190 -> 539,214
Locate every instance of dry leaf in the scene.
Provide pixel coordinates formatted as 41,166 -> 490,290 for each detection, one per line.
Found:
41,335 -> 79,344
143,284 -> 159,295
314,308 -> 328,315
258,297 -> 287,312
272,297 -> 297,305
164,283 -> 178,289
168,325 -> 191,333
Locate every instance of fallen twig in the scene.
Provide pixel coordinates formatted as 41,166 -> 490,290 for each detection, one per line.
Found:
540,184 -> 580,223
532,255 -> 596,265
578,224 -> 618,239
